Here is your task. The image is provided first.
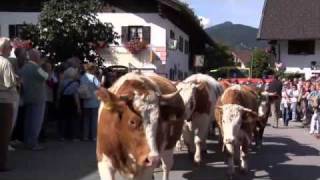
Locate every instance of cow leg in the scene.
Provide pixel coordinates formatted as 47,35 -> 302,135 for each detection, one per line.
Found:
182,121 -> 195,157
98,155 -> 116,180
193,113 -> 210,164
240,141 -> 249,173
226,152 -> 235,179
258,126 -> 265,147
161,149 -> 174,180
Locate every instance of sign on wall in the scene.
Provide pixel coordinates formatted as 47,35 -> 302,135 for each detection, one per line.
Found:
194,55 -> 205,67
153,47 -> 167,64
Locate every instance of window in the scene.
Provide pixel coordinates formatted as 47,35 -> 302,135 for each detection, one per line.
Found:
170,30 -> 175,39
129,26 -> 143,41
184,40 -> 189,54
9,24 -> 26,39
178,36 -> 183,52
288,40 -> 315,55
121,26 -> 151,44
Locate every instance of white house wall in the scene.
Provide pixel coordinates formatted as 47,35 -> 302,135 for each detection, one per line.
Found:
0,11 -> 190,78
279,40 -> 320,79
98,13 -> 189,78
0,12 -> 40,37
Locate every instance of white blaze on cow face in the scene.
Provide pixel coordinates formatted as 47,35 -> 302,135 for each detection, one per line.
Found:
176,82 -> 197,120
258,101 -> 268,117
133,91 -> 160,162
221,104 -> 244,146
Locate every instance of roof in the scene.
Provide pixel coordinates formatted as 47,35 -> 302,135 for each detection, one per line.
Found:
258,0 -> 320,40
232,50 -> 252,65
158,0 -> 215,47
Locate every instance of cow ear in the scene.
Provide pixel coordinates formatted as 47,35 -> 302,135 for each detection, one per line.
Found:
216,106 -> 223,110
96,87 -> 112,102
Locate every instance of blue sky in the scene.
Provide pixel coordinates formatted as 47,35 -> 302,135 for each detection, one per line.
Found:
184,0 -> 265,28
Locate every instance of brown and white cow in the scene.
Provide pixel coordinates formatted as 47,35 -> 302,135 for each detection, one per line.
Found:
96,72 -> 185,180
254,91 -> 272,147
215,85 -> 258,179
176,74 -> 223,164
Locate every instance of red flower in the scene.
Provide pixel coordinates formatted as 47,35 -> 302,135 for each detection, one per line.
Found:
124,39 -> 147,54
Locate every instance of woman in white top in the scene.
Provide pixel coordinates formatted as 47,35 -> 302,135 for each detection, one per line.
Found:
281,84 -> 291,126
290,84 -> 299,122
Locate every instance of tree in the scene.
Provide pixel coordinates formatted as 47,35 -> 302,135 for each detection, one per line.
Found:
21,0 -> 119,64
204,43 -> 234,70
249,49 -> 274,78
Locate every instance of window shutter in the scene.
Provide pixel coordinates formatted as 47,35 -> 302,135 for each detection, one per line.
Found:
143,26 -> 151,44
9,25 -> 16,39
121,26 -> 128,43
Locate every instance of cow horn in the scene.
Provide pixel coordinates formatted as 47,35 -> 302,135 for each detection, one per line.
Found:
160,89 -> 181,100
119,95 -> 130,102
159,89 -> 181,106
240,107 -> 258,116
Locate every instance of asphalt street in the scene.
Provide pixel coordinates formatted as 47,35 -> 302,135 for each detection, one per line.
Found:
1,122 -> 320,180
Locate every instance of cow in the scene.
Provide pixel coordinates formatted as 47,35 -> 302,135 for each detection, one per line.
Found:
96,72 -> 185,180
215,85 -> 259,179
254,91 -> 273,147
176,74 -> 223,164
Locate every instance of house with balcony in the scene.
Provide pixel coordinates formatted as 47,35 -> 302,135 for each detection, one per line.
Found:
258,0 -> 320,79
0,0 -> 214,80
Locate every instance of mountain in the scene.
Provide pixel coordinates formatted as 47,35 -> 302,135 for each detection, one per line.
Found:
205,21 -> 268,50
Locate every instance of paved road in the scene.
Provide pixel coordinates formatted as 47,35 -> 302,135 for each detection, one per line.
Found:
1,122 -> 320,180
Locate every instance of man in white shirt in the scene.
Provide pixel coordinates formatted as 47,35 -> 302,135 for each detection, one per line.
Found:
0,37 -> 17,171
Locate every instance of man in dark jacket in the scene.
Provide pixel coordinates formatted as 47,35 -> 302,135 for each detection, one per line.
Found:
267,75 -> 283,128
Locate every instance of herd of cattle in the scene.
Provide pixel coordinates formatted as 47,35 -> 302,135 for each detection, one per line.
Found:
95,72 -> 273,180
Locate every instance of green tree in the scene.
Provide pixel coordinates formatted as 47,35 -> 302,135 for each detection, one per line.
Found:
204,43 -> 234,70
21,0 -> 119,64
249,49 -> 273,78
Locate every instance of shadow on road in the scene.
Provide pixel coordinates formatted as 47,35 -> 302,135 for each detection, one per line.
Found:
176,136 -> 320,180
0,141 -> 98,180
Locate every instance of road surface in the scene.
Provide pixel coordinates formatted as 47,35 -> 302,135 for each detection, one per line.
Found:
1,122 -> 320,180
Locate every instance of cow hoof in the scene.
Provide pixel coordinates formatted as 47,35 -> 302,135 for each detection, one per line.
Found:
188,151 -> 194,160
226,173 -> 234,180
201,150 -> 207,155
239,168 -> 248,174
193,161 -> 202,167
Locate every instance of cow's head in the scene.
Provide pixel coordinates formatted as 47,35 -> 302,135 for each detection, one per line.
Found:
176,82 -> 197,120
259,91 -> 272,117
217,104 -> 257,153
97,87 -> 179,169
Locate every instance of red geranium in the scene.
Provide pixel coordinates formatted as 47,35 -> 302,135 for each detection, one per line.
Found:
11,38 -> 32,49
124,39 -> 148,54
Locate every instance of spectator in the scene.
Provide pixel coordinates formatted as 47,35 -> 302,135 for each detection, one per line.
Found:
80,63 -> 100,141
309,95 -> 320,135
9,47 -> 27,151
19,49 -> 48,150
281,83 -> 291,127
0,37 -> 16,171
290,84 -> 299,122
58,67 -> 81,141
40,62 -> 58,141
266,74 -> 283,128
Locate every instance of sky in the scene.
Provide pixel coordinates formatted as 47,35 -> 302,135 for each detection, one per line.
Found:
184,0 -> 265,28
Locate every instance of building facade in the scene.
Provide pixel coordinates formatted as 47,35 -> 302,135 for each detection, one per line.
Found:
258,0 -> 320,79
0,0 -> 214,80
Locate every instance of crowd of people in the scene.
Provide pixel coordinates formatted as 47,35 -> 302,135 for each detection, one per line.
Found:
0,37 -> 106,171
279,78 -> 320,134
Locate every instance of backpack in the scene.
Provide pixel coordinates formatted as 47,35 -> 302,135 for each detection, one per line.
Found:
78,77 -> 98,99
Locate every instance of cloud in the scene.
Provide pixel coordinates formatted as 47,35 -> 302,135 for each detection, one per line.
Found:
198,16 -> 211,28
